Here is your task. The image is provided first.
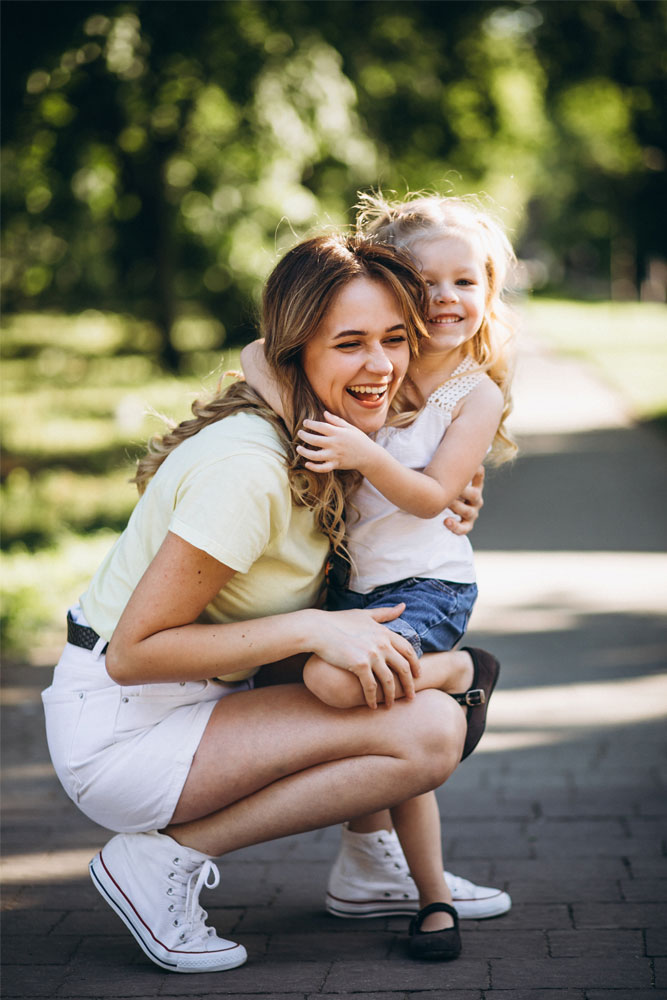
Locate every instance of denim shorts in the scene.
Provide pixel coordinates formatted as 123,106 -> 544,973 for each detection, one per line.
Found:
327,577 -> 478,656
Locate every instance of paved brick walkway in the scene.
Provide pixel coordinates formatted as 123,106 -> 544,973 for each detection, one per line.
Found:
2,331 -> 667,998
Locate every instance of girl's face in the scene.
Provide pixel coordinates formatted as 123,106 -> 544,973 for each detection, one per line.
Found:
302,276 -> 410,434
413,234 -> 487,357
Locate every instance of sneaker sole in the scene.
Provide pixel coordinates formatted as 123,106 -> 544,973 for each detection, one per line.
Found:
89,852 -> 247,973
326,891 -> 511,921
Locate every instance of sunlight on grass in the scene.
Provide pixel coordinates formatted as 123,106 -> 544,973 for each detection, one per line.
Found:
0,532 -> 119,659
520,299 -> 667,420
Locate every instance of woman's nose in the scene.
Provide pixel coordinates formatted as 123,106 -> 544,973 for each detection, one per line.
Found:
365,345 -> 393,374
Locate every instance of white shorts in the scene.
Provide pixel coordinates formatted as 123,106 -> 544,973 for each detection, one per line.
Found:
42,612 -> 252,834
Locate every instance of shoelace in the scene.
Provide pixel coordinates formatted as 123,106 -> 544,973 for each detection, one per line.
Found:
166,856 -> 221,946
377,833 -> 412,880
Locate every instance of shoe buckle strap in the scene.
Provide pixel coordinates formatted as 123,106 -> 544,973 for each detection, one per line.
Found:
452,688 -> 485,707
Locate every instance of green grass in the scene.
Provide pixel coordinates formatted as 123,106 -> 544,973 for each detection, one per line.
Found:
1,300 -> 665,660
1,312 -> 242,659
519,299 -> 667,421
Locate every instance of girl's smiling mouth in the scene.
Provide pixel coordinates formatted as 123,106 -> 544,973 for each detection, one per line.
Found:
429,314 -> 463,325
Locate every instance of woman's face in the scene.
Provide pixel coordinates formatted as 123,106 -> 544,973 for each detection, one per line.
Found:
302,276 -> 411,434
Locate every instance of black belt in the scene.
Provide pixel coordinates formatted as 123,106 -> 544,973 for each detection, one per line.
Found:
67,612 -> 108,654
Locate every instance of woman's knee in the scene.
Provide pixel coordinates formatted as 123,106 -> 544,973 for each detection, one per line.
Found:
404,689 -> 465,784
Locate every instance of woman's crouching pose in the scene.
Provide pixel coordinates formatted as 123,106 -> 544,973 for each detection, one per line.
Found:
42,234 -> 466,973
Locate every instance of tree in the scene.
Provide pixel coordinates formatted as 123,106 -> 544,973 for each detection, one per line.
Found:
2,0 -> 665,368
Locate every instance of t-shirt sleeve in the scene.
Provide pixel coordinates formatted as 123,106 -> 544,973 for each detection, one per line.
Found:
168,452 -> 290,573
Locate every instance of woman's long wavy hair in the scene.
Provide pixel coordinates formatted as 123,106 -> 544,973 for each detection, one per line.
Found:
357,191 -> 518,464
133,233 -> 429,553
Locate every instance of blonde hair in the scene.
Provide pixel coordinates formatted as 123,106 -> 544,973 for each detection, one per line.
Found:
357,192 -> 518,464
133,233 -> 428,553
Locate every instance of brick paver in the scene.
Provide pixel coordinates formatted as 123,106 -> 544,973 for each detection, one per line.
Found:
2,334 -> 666,996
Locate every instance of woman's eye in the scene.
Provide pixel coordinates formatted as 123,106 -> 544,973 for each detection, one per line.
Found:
385,335 -> 407,345
335,340 -> 361,350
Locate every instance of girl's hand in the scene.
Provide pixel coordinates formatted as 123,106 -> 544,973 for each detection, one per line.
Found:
312,604 -> 421,710
296,411 -> 380,474
444,466 -> 485,535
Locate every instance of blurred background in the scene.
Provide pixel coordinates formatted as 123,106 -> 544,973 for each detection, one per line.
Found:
1,0 -> 666,660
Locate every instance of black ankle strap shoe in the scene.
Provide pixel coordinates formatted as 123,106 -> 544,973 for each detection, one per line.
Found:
408,901 -> 462,961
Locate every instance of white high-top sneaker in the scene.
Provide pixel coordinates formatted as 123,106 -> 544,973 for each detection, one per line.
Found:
90,831 -> 247,973
325,824 -> 511,920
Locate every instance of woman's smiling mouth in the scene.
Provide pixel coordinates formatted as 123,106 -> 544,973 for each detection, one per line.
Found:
346,383 -> 390,404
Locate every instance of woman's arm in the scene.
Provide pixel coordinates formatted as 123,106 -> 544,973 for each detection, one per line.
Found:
105,532 -> 420,707
240,340 -> 286,418
445,466 -> 485,535
296,379 -> 503,519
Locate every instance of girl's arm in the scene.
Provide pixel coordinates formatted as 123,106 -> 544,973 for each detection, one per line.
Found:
296,379 -> 503,519
240,340 -> 287,419
105,531 -> 420,708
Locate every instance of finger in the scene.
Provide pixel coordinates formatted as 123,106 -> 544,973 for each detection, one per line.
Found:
372,661 -> 396,708
301,419 -> 332,433
369,603 -> 405,623
457,487 -> 483,509
447,500 -> 470,519
444,516 -> 469,536
356,669 -> 379,710
296,443 -> 332,460
449,498 -> 478,521
323,411 -> 351,428
384,627 -> 420,673
385,652 -> 415,700
390,637 -> 421,681
304,460 -> 337,473
471,465 -> 485,487
297,429 -> 330,445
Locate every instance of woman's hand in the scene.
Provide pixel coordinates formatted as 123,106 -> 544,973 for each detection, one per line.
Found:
296,411 -> 380,474
312,604 -> 421,710
444,466 -> 485,536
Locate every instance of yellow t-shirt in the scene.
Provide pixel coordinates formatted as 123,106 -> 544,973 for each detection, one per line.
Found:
80,412 -> 329,680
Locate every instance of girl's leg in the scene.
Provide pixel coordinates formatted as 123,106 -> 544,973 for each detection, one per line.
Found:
166,683 -> 465,857
303,648 -> 474,709
391,792 -> 453,931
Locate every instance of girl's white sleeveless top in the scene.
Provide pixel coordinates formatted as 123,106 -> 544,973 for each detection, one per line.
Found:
346,357 -> 485,594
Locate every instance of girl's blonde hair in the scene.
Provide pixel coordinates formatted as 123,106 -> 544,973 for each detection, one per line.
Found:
133,233 -> 428,553
357,192 -> 518,464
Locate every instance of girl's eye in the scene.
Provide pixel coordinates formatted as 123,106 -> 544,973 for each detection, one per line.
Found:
457,278 -> 474,286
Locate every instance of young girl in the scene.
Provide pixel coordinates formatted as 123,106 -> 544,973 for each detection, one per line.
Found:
242,193 -> 517,957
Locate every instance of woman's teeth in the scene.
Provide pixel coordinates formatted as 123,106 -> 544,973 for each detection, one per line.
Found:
347,384 -> 388,399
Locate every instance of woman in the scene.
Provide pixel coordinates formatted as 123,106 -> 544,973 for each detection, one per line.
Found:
42,234 -> 467,974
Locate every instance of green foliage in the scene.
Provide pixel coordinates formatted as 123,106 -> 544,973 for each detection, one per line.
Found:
3,0 -> 665,372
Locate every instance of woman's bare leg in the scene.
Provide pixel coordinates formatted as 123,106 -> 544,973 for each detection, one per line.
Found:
165,685 -> 465,857
391,793 -> 453,931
